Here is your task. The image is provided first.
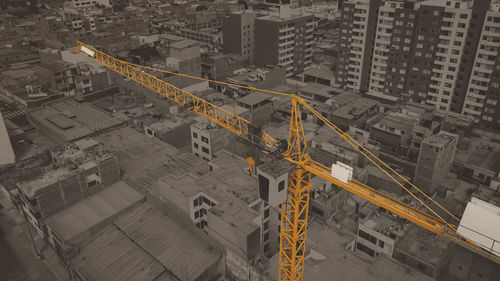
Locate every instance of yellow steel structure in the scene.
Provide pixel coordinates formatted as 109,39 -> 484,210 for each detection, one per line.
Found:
76,41 -> 500,281
75,41 -> 278,150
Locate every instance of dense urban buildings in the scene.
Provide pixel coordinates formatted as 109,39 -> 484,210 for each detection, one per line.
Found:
337,0 -> 500,129
1,0 -> 500,281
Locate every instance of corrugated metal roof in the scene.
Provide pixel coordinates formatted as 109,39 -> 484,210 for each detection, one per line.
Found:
44,181 -> 144,245
71,225 -> 173,281
114,202 -> 222,281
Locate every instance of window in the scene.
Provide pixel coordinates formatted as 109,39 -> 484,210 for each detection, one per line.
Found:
278,180 -> 285,192
264,208 -> 269,218
201,136 -> 209,144
358,229 -> 377,244
193,198 -> 200,207
356,242 -> 375,257
193,132 -> 198,139
202,147 -> 210,154
203,196 -> 212,206
378,240 -> 385,248
194,143 -> 199,149
258,175 -> 270,201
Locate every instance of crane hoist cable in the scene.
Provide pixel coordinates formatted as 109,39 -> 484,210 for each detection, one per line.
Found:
127,61 -> 294,97
302,101 -> 459,228
130,57 -> 460,226
75,41 -> 500,270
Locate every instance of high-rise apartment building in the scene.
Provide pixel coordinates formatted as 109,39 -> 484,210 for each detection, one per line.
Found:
369,0 -> 472,109
463,2 -> 500,127
426,1 -> 472,112
336,0 -> 381,92
223,11 -> 257,63
338,0 -> 499,128
369,1 -> 413,99
254,13 -> 314,77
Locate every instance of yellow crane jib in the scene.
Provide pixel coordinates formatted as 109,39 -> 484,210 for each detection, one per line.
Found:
75,41 -> 278,151
75,41 -> 500,281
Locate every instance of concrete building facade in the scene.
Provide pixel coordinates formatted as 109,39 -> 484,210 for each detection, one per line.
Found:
336,0 -> 381,92
463,2 -> 500,124
254,13 -> 314,77
223,11 -> 258,63
337,0 -> 500,125
414,132 -> 458,194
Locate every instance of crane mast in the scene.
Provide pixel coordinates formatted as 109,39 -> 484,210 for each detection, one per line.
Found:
76,41 -> 500,281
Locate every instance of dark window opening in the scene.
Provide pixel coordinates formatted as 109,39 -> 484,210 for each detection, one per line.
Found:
278,180 -> 285,192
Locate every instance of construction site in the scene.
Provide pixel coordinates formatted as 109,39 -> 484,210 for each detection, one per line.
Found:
2,1 -> 500,281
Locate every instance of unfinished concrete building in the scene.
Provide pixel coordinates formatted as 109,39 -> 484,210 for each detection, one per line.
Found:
144,117 -> 192,148
158,150 -> 272,280
354,205 -> 408,259
414,132 -> 458,195
16,152 -> 120,237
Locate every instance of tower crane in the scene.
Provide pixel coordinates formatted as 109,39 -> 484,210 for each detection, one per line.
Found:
76,41 -> 500,281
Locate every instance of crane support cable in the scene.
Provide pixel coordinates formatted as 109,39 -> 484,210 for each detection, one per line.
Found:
75,41 -> 278,149
300,100 -> 460,227
127,62 -> 294,97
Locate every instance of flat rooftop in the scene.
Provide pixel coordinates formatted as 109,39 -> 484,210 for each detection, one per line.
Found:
331,97 -> 379,119
257,13 -> 313,22
422,132 -> 456,147
263,119 -> 319,141
365,163 -> 410,184
147,118 -> 185,132
395,224 -> 451,266
170,38 -> 199,49
303,67 -> 335,81
114,202 -> 222,280
300,82 -> 337,99
71,225 -> 175,281
237,91 -> 273,106
49,99 -> 123,131
160,150 -> 261,234
159,34 -> 184,42
258,158 -> 294,179
328,92 -> 360,108
375,113 -> 415,131
164,75 -> 204,89
43,180 -> 144,245
29,98 -> 123,142
95,127 -> 210,193
29,107 -> 93,142
362,211 -> 407,239
268,220 -> 432,281
455,137 -> 500,172
17,166 -> 78,198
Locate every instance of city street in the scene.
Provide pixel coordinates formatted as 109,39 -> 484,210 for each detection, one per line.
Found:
0,200 -> 57,281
